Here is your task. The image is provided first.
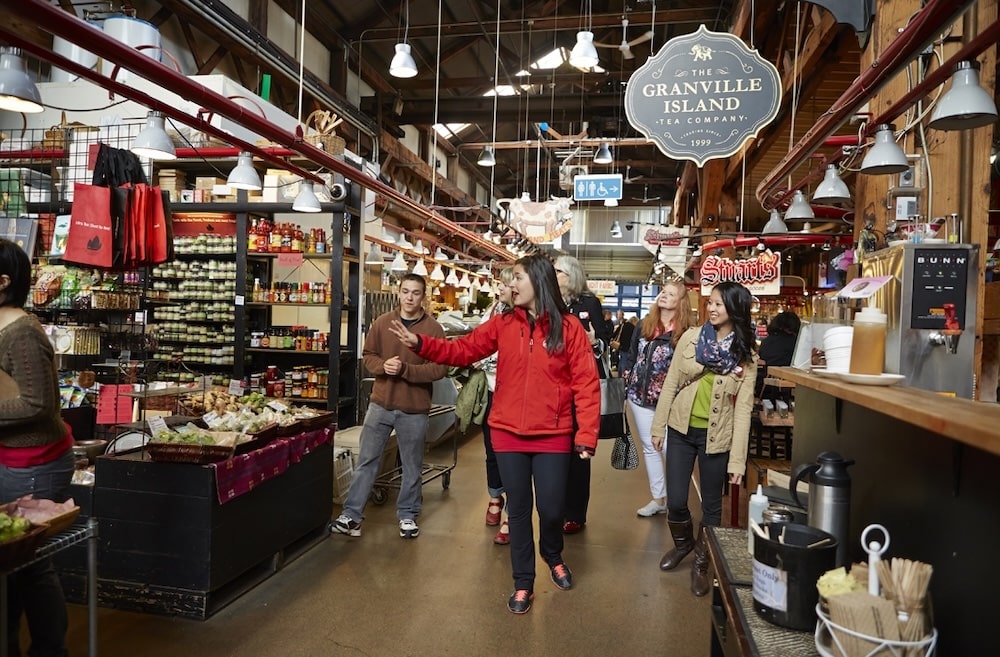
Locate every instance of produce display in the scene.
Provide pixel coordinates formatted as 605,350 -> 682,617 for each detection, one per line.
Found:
0,512 -> 32,542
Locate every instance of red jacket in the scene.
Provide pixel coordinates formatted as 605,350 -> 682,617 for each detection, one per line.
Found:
415,307 -> 601,451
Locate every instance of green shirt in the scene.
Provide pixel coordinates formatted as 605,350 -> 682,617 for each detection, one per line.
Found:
688,373 -> 716,429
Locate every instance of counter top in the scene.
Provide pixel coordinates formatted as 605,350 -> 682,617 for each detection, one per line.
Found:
770,366 -> 1000,457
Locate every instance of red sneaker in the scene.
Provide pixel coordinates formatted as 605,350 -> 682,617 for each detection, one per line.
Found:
493,519 -> 510,545
486,497 -> 504,526
562,520 -> 585,534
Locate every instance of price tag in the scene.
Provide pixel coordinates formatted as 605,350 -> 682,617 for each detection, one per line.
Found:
202,410 -> 219,425
147,415 -> 169,437
278,252 -> 304,267
201,375 -> 214,390
235,294 -> 245,306
228,379 -> 245,396
267,400 -> 289,413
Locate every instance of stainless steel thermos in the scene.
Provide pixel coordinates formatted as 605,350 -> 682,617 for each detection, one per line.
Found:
789,451 -> 855,565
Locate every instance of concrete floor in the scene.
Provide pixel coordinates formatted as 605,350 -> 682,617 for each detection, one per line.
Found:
61,431 -> 718,657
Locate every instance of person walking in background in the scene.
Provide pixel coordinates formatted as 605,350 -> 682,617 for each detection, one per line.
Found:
331,273 -> 448,540
0,238 -> 75,657
619,279 -> 693,518
480,267 -> 514,545
388,254 -> 600,614
756,310 -> 801,400
651,282 -> 757,596
553,254 -> 611,535
609,309 -> 636,374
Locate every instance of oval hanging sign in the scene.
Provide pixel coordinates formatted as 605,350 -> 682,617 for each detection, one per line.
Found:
625,25 -> 781,166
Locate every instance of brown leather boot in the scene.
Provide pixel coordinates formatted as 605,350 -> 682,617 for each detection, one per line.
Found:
690,526 -> 711,596
659,519 -> 694,571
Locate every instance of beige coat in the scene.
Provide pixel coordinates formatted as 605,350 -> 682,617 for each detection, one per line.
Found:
650,327 -> 758,475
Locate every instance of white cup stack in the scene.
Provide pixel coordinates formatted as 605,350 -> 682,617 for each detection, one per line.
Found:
822,326 -> 854,372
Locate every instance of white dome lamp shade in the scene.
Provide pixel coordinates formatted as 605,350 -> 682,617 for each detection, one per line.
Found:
411,259 -> 429,277
445,268 -> 461,286
0,48 -> 43,113
396,234 -> 414,251
783,190 -> 815,221
593,142 -> 613,164
365,242 -> 384,266
761,209 -> 789,234
131,111 -> 176,160
604,197 -> 618,207
292,181 -> 322,212
413,239 -> 430,255
389,43 -> 418,78
609,220 -> 623,238
226,152 -> 262,191
458,272 -> 472,288
860,124 -> 908,175
477,145 -> 496,167
390,251 -> 409,272
430,263 -> 446,281
812,164 -> 851,204
929,61 -> 998,131
569,31 -> 599,69
434,246 -> 449,260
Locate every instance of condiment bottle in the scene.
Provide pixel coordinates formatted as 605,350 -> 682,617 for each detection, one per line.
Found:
748,484 -> 768,555
849,303 -> 887,375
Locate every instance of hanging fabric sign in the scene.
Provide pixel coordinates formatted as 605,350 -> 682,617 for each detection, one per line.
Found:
624,24 -> 781,166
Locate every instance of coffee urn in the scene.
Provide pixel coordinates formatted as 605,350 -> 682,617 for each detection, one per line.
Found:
789,452 -> 855,566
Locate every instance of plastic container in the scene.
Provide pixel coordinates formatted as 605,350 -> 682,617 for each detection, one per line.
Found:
752,522 -> 838,631
849,305 -> 887,375
748,484 -> 769,555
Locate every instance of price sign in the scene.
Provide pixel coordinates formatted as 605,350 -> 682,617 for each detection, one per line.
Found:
228,379 -> 245,396
278,252 -> 304,267
147,415 -> 168,438
267,400 -> 289,413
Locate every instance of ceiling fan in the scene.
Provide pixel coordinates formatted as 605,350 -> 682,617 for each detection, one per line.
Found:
631,185 -> 662,204
595,18 -> 654,60
624,165 -> 645,183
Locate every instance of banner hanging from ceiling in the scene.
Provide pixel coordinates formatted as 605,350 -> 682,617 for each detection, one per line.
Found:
624,24 -> 781,166
699,249 -> 781,296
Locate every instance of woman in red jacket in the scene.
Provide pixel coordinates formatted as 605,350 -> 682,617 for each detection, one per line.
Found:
389,254 -> 600,614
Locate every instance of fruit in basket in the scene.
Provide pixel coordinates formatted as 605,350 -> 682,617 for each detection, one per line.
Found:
0,512 -> 32,542
817,566 -> 864,598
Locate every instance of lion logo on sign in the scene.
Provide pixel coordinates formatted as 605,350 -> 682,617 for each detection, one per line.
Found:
690,44 -> 713,61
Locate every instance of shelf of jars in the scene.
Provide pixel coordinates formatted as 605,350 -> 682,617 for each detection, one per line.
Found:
247,365 -> 331,401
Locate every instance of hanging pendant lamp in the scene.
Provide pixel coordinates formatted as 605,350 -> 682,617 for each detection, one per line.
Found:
430,263 -> 446,281
761,209 -> 789,234
390,251 -> 409,272
569,31 -> 599,69
929,61 -> 998,131
227,152 -> 262,191
411,259 -> 429,277
389,2 -> 417,78
0,48 -> 42,113
365,242 -> 384,266
477,145 -> 496,167
783,190 -> 815,221
812,164 -> 851,204
593,142 -> 613,164
131,111 -> 176,160
292,181 -> 322,212
860,124 -> 908,175
609,220 -> 623,238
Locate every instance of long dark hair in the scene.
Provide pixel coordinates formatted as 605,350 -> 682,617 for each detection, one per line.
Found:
714,281 -> 757,363
0,238 -> 31,308
516,254 -> 567,354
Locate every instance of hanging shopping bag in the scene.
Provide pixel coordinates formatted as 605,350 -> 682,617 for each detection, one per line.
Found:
598,376 -> 627,439
610,430 -> 639,470
152,188 -> 173,263
63,182 -> 113,268
109,185 -> 132,270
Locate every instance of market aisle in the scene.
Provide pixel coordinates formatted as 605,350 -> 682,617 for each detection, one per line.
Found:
63,431 -> 714,657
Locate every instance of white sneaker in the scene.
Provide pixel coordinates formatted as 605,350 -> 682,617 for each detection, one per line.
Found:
399,519 -> 420,539
331,514 -> 361,537
636,501 -> 667,517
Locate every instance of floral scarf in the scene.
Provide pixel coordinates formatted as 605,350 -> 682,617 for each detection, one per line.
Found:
695,322 -> 740,375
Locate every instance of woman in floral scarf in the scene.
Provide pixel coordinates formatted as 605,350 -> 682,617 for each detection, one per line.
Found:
650,282 -> 757,596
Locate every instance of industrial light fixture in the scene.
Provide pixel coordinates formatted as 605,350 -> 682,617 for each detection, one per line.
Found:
433,246 -> 448,260
604,197 -> 618,207
390,251 -> 409,272
476,262 -> 491,276
412,259 -> 429,276
292,181 -> 322,212
458,272 -> 472,288
569,32 -> 599,69
396,234 -> 414,251
131,111 -> 176,160
389,1 -> 417,78
365,242 -> 384,266
761,209 -> 789,234
609,220 -> 623,238
593,142 -> 613,164
477,145 -> 496,167
430,263 -> 446,281
783,190 -> 815,221
929,61 -> 998,131
413,239 -> 430,255
812,164 -> 850,204
445,268 -> 460,286
0,47 -> 42,113
381,226 -> 398,243
860,124 -> 908,174
226,152 -> 262,191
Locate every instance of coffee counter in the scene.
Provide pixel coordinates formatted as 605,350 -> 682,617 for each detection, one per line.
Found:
767,366 -> 998,655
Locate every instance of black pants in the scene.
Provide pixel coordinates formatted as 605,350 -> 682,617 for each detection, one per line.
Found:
563,455 -> 591,524
481,393 -> 504,497
495,451 -> 570,592
665,426 -> 729,527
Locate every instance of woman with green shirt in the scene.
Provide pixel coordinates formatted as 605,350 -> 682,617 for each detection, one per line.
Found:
650,282 -> 757,596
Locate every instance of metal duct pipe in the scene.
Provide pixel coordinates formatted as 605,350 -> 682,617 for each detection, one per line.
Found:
756,0 -> 977,207
1,0 -> 511,261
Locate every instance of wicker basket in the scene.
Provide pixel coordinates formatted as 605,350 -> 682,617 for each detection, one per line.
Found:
304,110 -> 345,155
299,411 -> 336,432
0,524 -> 47,572
147,442 -> 234,464
41,506 -> 81,538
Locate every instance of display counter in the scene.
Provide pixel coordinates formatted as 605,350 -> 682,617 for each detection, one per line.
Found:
769,367 -> 999,655
85,427 -> 333,620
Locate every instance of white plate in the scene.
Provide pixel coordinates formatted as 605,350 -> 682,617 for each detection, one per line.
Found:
835,372 -> 906,386
107,431 -> 150,454
812,368 -> 843,378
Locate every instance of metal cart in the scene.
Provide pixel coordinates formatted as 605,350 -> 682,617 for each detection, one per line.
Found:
371,404 -> 458,505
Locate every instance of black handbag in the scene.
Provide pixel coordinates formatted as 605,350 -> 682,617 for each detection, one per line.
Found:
610,430 -> 639,470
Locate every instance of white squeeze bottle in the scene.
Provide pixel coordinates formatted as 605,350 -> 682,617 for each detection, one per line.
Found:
748,484 -> 769,555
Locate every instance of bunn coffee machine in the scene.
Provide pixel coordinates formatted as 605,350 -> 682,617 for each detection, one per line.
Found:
857,243 -> 978,398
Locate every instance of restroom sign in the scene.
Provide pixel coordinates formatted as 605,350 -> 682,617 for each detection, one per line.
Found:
625,25 -> 781,166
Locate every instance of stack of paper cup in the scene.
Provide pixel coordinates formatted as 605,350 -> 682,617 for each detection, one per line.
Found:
822,326 -> 854,372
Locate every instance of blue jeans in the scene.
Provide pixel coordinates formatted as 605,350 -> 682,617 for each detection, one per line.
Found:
495,451 -> 570,592
342,403 -> 429,523
1,448 -> 74,657
665,426 -> 729,527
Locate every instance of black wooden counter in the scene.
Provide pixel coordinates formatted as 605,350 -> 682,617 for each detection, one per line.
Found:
88,434 -> 332,619
769,367 -> 997,656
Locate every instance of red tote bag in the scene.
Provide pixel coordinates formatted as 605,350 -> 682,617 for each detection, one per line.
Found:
63,182 -> 113,269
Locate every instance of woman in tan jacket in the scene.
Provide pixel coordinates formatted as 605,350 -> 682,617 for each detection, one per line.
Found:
650,281 -> 757,596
